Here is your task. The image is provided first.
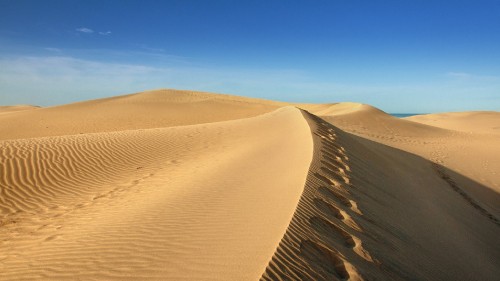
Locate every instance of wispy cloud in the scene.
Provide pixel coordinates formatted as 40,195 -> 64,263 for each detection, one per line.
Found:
447,72 -> 472,79
44,47 -> 62,53
134,44 -> 165,53
0,54 -> 405,106
141,46 -> 164,52
446,71 -> 500,81
75,28 -> 111,36
0,55 -> 169,105
0,55 -> 312,106
76,27 -> 94,33
1,54 -> 499,112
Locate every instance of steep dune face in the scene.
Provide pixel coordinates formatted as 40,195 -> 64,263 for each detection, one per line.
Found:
0,89 -> 284,140
261,111 -> 500,280
0,106 -> 312,280
261,113 -> 373,281
314,103 -> 500,211
338,127 -> 500,280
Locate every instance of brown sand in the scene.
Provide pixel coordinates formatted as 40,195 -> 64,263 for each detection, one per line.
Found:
1,89 -> 499,280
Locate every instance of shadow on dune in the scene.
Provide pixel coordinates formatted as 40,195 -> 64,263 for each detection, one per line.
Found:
339,130 -> 500,280
433,162 -> 499,225
261,112 -> 500,281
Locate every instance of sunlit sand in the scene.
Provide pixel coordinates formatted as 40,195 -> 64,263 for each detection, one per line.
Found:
1,89 -> 499,280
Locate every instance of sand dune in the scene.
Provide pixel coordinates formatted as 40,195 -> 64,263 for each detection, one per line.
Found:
0,105 -> 40,114
0,89 -> 285,140
261,111 -> 499,280
1,89 -> 499,280
407,111 -> 500,135
0,106 -> 312,280
316,104 -> 500,214
312,103 -> 451,139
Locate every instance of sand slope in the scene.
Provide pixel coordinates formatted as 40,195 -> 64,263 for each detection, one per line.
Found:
315,104 -> 500,213
1,89 -> 499,280
261,111 -> 499,280
0,106 -> 312,280
407,111 -> 500,135
0,89 -> 285,140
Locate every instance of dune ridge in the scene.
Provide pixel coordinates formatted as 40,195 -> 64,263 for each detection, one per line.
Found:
261,110 -> 500,280
1,106 -> 312,280
1,89 -> 499,280
261,112 -> 375,280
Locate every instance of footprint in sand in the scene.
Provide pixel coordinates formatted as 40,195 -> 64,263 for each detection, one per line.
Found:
300,239 -> 351,280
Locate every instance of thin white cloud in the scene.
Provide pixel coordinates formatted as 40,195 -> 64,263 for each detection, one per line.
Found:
44,47 -> 62,52
99,31 -> 111,35
447,72 -> 472,79
0,55 -> 404,106
0,55 -> 312,106
1,54 -> 498,112
447,72 -> 500,81
76,27 -> 94,33
142,46 -> 164,52
0,55 -> 170,105
134,44 -> 165,52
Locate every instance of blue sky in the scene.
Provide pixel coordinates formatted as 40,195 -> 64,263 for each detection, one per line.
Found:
1,0 -> 499,112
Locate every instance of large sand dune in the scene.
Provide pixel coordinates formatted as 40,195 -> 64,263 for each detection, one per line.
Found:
0,89 -> 285,140
1,89 -> 499,280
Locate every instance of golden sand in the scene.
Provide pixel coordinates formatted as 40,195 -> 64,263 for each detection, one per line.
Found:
1,89 -> 498,280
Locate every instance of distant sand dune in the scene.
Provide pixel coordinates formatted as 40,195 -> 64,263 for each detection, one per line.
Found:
407,111 -> 500,135
0,105 -> 40,114
0,89 -> 285,140
1,89 -> 499,280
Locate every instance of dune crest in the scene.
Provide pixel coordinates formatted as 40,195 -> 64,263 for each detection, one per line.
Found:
261,110 -> 499,280
0,106 -> 312,280
0,89 -> 285,140
1,89 -> 499,280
